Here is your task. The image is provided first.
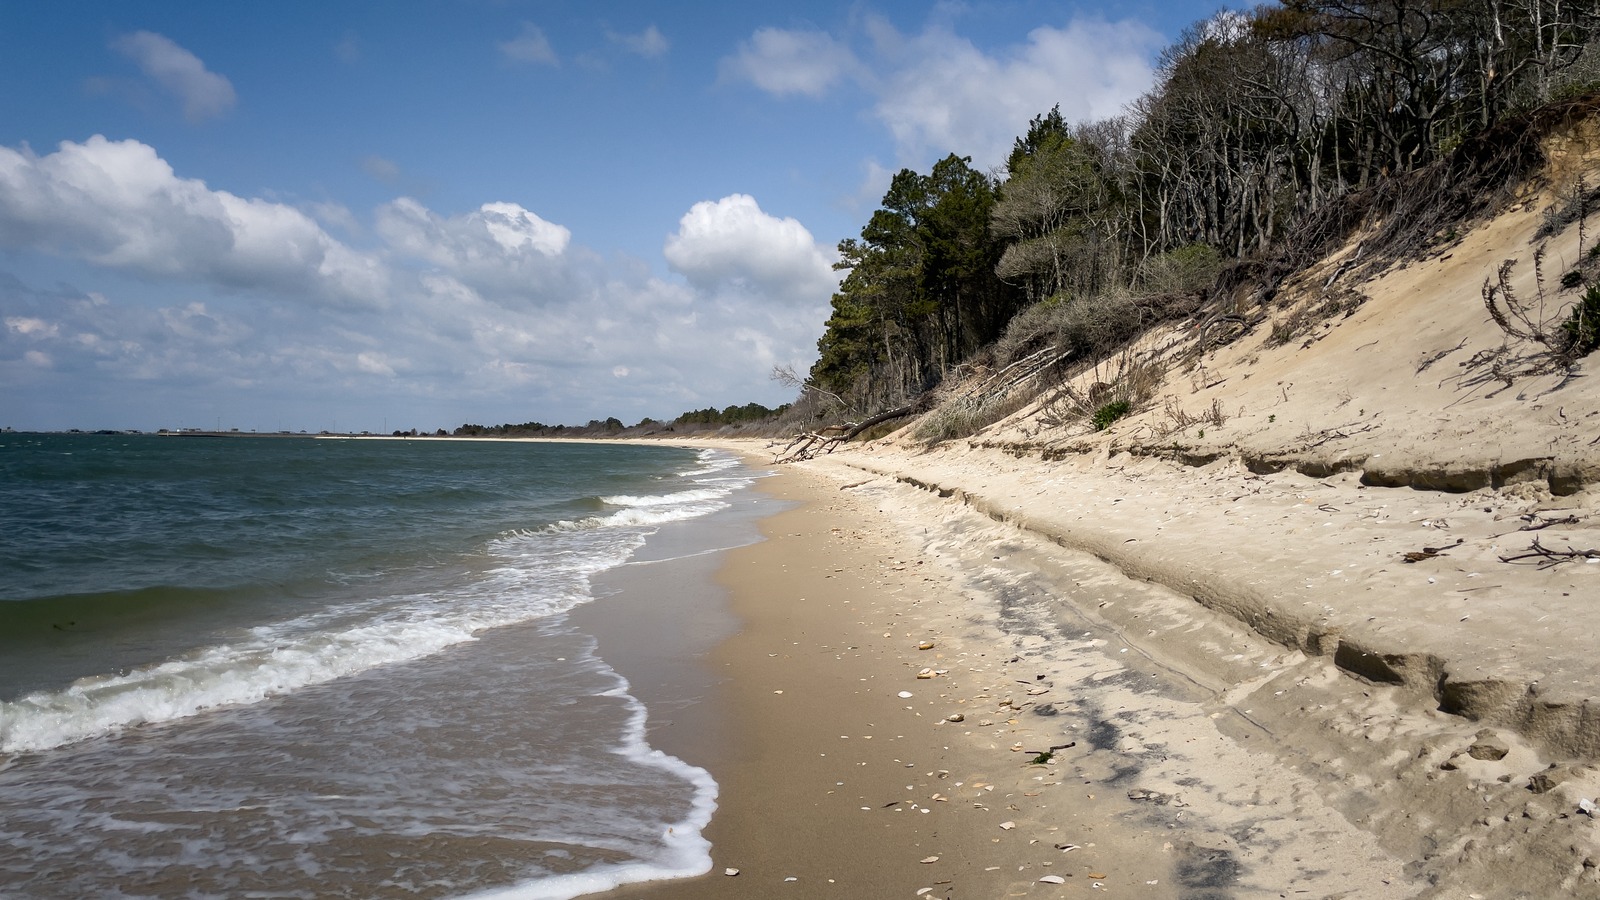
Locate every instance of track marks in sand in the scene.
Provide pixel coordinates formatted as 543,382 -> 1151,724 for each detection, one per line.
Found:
813,465 -> 1418,899
808,460 -> 1600,897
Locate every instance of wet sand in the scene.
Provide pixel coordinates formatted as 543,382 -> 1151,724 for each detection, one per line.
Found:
583,464 -> 1112,899
579,461 -> 1414,899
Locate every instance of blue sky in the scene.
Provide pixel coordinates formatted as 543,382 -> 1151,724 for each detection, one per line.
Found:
0,1 -> 1225,433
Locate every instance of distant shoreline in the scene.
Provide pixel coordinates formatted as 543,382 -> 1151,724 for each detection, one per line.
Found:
3,429 -> 746,442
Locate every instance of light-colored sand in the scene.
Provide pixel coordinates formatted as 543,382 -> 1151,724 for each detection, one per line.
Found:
787,442 -> 1598,898
592,464 -> 1422,899
598,154 -> 1600,897
591,466 -> 1177,899
578,139 -> 1600,898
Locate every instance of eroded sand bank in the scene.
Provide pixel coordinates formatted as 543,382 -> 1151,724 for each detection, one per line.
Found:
593,458 -> 1473,899
586,119 -> 1600,900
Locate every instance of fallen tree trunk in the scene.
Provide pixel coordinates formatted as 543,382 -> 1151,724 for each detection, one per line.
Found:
840,402 -> 916,441
774,399 -> 925,463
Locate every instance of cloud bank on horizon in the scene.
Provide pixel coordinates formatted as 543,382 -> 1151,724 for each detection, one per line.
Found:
0,2 -> 1211,432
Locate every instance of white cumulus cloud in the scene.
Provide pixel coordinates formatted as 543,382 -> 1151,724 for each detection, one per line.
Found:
873,20 -> 1161,168
664,193 -> 837,306
720,28 -> 860,97
499,23 -> 559,66
608,25 -> 669,59
375,198 -> 575,302
0,136 -> 386,306
5,316 -> 58,338
111,31 -> 237,122
478,202 -> 571,256
724,16 -> 1163,170
0,140 -> 833,429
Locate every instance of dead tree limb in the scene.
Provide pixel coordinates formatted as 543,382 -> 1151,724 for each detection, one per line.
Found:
1499,535 -> 1600,568
839,403 -> 917,442
775,397 -> 930,463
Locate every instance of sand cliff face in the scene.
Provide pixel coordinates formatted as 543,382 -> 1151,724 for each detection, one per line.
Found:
790,145 -> 1600,896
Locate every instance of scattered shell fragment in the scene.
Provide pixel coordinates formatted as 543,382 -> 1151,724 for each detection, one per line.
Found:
917,889 -> 934,897
945,713 -> 964,722
920,856 -> 939,864
918,640 -> 935,650
1088,872 -> 1107,879
898,691 -> 914,699
724,868 -> 740,876
1038,875 -> 1066,884
998,821 -> 1016,830
917,668 -> 936,679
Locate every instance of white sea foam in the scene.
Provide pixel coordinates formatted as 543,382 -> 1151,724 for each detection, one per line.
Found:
0,441 -> 762,898
0,628 -> 721,899
0,536 -> 623,755
0,615 -> 484,753
600,488 -> 726,507
0,458 -> 750,756
676,448 -> 742,479
456,670 -> 718,900
540,500 -> 728,533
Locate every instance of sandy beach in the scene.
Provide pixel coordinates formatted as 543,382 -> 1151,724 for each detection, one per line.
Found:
571,174 -> 1600,897
584,458 -> 1424,899
588,463 -> 1190,900
577,403 -> 1598,900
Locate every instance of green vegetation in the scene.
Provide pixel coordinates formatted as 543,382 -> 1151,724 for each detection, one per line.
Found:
799,1 -> 1600,429
453,418 -> 623,437
1562,284 -> 1600,358
446,403 -> 789,439
673,402 -> 789,428
812,154 -> 1020,413
464,3 -> 1600,443
1091,400 -> 1131,432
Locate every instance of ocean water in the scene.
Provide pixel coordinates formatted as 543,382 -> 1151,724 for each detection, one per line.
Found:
0,433 -> 761,898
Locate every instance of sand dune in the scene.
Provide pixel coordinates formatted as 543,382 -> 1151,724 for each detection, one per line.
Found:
614,147 -> 1600,897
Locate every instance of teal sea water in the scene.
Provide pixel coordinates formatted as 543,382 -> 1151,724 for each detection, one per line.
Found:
0,433 -> 760,898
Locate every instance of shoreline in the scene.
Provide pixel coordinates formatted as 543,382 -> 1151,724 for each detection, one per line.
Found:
575,429 -> 1600,898
584,461 -> 1108,900
582,454 -> 1416,899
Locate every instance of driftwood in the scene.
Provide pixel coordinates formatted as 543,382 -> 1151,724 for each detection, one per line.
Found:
1520,513 -> 1584,531
1402,538 -> 1463,563
1500,536 -> 1600,568
775,400 -> 925,463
